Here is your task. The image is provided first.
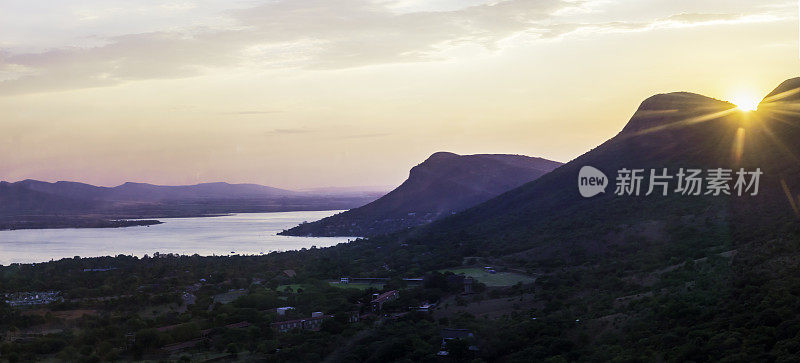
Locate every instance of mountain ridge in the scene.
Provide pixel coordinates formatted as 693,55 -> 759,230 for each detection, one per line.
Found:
279,152 -> 562,237
364,77 -> 798,271
0,179 -> 385,230
304,77 -> 800,360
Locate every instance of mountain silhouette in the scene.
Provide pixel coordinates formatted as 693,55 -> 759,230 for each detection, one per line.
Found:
0,181 -> 101,215
279,152 -> 562,237
14,179 -> 297,202
316,78 -> 800,360
0,180 -> 382,229
398,82 -> 800,262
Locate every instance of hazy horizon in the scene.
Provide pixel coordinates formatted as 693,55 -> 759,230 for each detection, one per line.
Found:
1,0 -> 797,189
0,177 -> 398,191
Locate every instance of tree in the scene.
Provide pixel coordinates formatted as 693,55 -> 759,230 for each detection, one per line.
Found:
446,339 -> 470,362
226,343 -> 239,358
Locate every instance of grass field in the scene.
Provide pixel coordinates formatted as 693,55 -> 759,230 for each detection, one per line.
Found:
328,282 -> 384,290
440,267 -> 535,287
212,289 -> 247,303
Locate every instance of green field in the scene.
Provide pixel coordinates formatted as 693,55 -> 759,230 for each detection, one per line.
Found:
328,282 -> 384,290
440,267 -> 535,287
212,289 -> 247,304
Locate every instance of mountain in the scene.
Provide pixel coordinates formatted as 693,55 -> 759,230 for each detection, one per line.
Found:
106,181 -> 297,201
328,78 -> 800,360
761,77 -> 800,104
0,181 -> 100,215
0,180 -> 383,230
15,180 -> 297,202
280,152 -> 562,237
298,185 -> 394,196
16,179 -> 112,201
393,86 -> 800,262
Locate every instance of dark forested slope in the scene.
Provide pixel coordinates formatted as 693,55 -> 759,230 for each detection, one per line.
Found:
280,152 -> 562,237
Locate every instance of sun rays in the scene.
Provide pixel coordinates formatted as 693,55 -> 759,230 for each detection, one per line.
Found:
617,83 -> 800,172
729,93 -> 760,112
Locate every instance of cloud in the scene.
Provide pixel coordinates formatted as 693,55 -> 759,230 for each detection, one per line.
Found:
541,12 -> 785,39
223,111 -> 283,115
0,30 -> 247,94
0,0 -> 576,95
0,1 -> 788,95
265,127 -> 391,138
267,128 -> 315,135
664,13 -> 742,23
338,132 -> 392,139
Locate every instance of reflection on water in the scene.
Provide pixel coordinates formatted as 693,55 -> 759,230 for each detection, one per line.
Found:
0,210 -> 354,265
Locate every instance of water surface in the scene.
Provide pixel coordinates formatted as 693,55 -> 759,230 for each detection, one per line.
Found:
0,211 -> 354,265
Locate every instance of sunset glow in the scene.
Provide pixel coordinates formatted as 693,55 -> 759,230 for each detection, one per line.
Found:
730,94 -> 761,112
1,2 -> 800,359
0,0 -> 797,189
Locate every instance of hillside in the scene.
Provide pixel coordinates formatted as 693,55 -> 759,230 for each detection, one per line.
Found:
399,86 -> 799,264
307,78 -> 800,360
279,152 -> 562,237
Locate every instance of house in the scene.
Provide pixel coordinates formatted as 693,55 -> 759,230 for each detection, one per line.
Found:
438,328 -> 479,356
182,292 -> 196,306
346,311 -> 360,323
411,303 -> 436,312
4,291 -> 62,306
441,328 -> 474,341
370,290 -> 399,311
276,306 -> 295,316
271,314 -> 332,333
464,277 -> 474,294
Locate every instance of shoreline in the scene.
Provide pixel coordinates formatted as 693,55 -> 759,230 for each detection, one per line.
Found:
0,209 -> 350,232
0,219 -> 163,231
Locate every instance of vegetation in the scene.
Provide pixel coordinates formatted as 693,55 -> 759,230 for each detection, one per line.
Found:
3,82 -> 800,361
438,268 -> 535,287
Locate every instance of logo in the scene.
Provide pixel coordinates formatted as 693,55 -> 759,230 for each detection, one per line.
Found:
578,166 -> 608,197
577,166 -> 763,198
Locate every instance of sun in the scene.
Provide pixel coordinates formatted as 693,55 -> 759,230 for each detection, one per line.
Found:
729,93 -> 760,112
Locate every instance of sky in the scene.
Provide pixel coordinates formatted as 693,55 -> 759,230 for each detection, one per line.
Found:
0,0 -> 798,189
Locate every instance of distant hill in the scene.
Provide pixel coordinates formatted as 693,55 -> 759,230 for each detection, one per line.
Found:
15,179 -> 297,202
279,152 -> 562,237
105,181 -> 297,201
0,180 -> 383,230
0,181 -> 100,215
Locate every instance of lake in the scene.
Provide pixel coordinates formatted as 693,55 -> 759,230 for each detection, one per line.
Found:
0,210 -> 355,265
